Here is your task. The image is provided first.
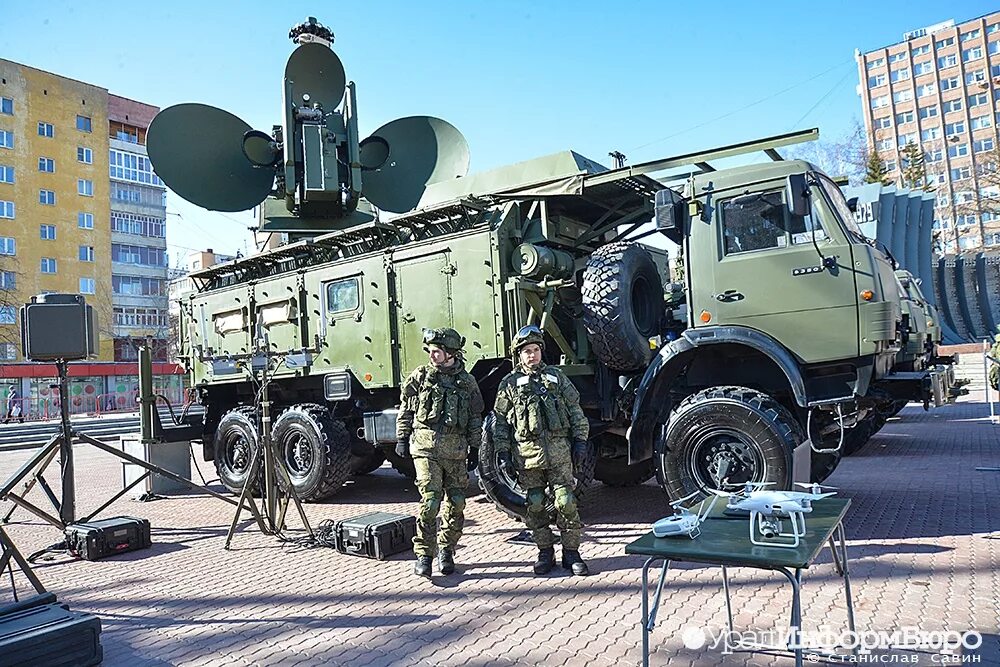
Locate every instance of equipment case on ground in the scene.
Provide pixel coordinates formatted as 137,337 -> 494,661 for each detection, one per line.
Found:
335,511 -> 416,560
0,603 -> 102,666
64,516 -> 151,560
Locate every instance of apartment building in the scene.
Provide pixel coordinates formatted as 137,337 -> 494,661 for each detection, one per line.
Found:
856,11 -> 1000,253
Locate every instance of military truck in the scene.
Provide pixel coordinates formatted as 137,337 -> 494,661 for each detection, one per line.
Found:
154,20 -> 956,517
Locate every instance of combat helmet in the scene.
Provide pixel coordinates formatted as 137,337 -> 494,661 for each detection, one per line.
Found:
422,327 -> 465,353
511,324 -> 545,355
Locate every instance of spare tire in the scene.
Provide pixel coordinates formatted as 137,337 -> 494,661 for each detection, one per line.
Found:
271,404 -> 352,501
214,406 -> 262,496
582,242 -> 664,372
478,412 -> 595,522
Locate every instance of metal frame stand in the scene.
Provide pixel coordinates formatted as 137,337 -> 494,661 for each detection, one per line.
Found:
640,523 -> 857,667
0,359 -> 239,537
223,355 -> 313,550
0,525 -> 46,597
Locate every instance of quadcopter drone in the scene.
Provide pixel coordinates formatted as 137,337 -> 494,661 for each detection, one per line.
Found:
712,482 -> 837,549
652,491 -> 720,539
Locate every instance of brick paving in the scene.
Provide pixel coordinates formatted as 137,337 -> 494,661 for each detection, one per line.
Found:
0,392 -> 997,666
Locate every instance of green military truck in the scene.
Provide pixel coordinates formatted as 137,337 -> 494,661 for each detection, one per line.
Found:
156,20 -> 956,517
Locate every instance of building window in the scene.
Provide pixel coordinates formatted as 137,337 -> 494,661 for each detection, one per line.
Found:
890,68 -> 910,82
77,179 -> 93,196
919,105 -> 938,120
109,150 -> 162,186
975,138 -> 995,153
894,111 -> 913,125
916,83 -> 936,98
866,57 -> 884,70
76,115 -> 91,133
111,243 -> 167,267
945,121 -> 965,135
953,190 -> 975,205
911,44 -> 930,56
0,201 -> 13,219
38,189 -> 55,205
37,122 -> 53,138
40,258 -> 57,274
961,29 -> 981,42
39,224 -> 56,240
943,99 -> 963,113
0,166 -> 12,184
926,148 -> 943,162
868,74 -> 886,88
77,147 -> 92,164
892,90 -> 913,104
79,278 -> 95,294
971,115 -> 992,130
0,307 -> 15,325
0,98 -> 11,115
885,160 -> 897,172
938,54 -> 958,68
935,36 -> 955,49
951,166 -> 972,181
0,344 -> 14,360
941,77 -> 960,91
79,245 -> 94,262
112,275 -> 164,296
956,214 -> 977,228
991,41 -> 1000,56
966,69 -> 987,85
0,238 -> 15,255
0,271 -> 16,290
871,95 -> 889,109
37,157 -> 54,173
897,133 -> 916,147
963,47 -> 983,62
921,127 -> 941,141
78,212 -> 94,229
0,130 -> 13,149
969,93 -> 989,108
913,61 -> 934,75
110,211 -> 165,237
876,138 -> 893,151
888,52 -> 907,64
875,116 -> 892,129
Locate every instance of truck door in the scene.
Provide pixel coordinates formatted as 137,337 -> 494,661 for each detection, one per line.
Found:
690,185 -> 859,363
393,251 -> 454,378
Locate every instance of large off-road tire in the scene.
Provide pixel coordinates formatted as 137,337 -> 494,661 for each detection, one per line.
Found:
478,412 -> 596,522
384,446 -> 416,480
581,242 -> 664,372
214,406 -> 262,496
657,386 -> 799,501
349,445 -> 386,476
593,433 -> 656,487
271,404 -> 352,501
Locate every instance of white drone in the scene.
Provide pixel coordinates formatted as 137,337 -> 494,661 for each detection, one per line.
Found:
653,491 -> 720,539
712,481 -> 837,548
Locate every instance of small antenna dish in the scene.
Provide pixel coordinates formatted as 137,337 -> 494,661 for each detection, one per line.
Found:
360,116 -> 470,213
284,43 -> 346,112
147,103 -> 275,212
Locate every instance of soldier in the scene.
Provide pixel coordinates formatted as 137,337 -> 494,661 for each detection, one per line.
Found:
396,327 -> 484,578
492,325 -> 590,576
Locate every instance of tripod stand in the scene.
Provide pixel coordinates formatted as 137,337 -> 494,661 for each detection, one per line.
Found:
0,358 -> 239,536
223,353 -> 313,549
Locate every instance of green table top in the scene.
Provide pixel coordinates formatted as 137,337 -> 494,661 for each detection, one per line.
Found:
625,497 -> 850,570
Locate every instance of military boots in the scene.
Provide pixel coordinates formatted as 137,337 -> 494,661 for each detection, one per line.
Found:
533,546 -> 556,575
438,548 -> 455,575
562,549 -> 590,576
414,556 -> 433,578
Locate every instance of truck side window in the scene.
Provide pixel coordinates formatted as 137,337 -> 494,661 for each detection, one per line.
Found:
721,192 -> 786,254
325,277 -> 360,314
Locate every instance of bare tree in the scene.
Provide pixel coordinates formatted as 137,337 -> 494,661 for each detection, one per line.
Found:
783,119 -> 869,186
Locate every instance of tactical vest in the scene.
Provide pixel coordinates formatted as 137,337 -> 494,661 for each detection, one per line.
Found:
510,370 -> 571,440
414,367 -> 472,433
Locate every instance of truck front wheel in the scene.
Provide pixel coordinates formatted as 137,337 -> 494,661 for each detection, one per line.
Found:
657,386 -> 797,500
271,404 -> 352,501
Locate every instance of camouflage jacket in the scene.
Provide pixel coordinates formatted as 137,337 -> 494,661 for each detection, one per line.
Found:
396,361 -> 484,460
492,362 -> 589,469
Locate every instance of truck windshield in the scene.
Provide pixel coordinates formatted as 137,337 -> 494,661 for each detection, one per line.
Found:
816,174 -> 867,244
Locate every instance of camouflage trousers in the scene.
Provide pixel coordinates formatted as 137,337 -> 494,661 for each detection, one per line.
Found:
520,462 -> 581,550
413,457 -> 468,557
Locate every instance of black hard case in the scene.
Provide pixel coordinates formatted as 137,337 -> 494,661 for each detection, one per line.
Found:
0,603 -> 102,666
335,511 -> 417,560
63,516 -> 151,560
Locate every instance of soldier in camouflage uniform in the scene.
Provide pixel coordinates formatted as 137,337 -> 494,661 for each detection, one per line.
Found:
397,327 -> 484,578
492,325 -> 591,576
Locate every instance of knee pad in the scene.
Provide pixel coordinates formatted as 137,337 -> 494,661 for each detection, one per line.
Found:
446,489 -> 466,512
526,487 -> 547,508
421,492 -> 442,517
554,487 -> 577,513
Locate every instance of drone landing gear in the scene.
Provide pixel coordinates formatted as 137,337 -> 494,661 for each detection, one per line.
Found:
749,510 -> 806,548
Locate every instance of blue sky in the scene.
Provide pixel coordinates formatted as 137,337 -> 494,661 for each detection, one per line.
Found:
2,1 -> 996,260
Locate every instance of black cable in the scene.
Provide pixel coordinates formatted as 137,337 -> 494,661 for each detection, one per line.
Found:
281,519 -> 338,550
6,553 -> 17,602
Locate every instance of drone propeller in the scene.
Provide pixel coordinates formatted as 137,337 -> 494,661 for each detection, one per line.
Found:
795,482 -> 838,490
669,491 -> 702,508
147,103 -> 277,212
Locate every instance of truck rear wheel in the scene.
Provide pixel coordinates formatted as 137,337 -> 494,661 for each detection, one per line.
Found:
350,445 -> 386,476
272,404 -> 352,501
581,242 -> 664,372
478,412 -> 595,521
657,386 -> 797,501
214,406 -> 261,496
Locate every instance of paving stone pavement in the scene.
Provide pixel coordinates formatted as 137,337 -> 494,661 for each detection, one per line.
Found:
0,392 -> 997,666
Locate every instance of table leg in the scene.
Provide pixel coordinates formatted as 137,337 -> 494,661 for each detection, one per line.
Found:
836,523 -> 858,657
776,567 -> 803,667
641,557 -> 670,667
721,565 -> 734,634
828,535 -> 844,576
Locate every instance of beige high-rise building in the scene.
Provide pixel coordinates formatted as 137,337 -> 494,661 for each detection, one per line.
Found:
856,11 -> 1000,254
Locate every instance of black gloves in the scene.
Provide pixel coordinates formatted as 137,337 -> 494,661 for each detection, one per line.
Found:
466,447 -> 479,472
497,450 -> 515,478
571,440 -> 589,467
395,439 -> 408,458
